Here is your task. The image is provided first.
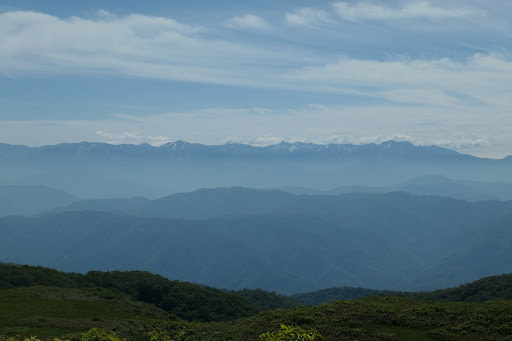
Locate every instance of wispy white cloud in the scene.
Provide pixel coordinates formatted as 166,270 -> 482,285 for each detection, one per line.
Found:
225,14 -> 271,30
1,8 -> 512,159
285,8 -> 331,27
351,134 -> 489,151
0,10 -> 296,84
1,10 -> 510,111
223,134 -> 285,147
95,130 -> 115,139
333,1 -> 474,22
96,130 -> 171,146
281,54 -> 512,108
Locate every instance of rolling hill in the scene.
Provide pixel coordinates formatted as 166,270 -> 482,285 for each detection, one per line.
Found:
2,192 -> 512,293
0,286 -> 170,339
5,265 -> 512,340
0,264 -> 263,322
279,174 -> 512,201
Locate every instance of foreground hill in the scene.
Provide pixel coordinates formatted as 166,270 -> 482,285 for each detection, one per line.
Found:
416,273 -> 512,302
0,264 -> 262,322
151,297 -> 512,341
0,286 -> 170,339
7,294 -> 512,340
5,265 -> 512,340
2,192 -> 512,293
293,272 -> 512,305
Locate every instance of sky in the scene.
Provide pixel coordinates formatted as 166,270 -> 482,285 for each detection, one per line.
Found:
0,0 -> 511,158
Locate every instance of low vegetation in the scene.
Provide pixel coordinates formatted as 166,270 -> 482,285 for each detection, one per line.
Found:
0,286 -> 170,339
5,264 -> 512,340
0,264 -> 263,322
414,273 -> 512,302
5,296 -> 512,340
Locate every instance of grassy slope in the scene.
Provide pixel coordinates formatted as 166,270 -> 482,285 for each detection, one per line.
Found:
152,297 -> 512,341
7,289 -> 512,341
6,266 -> 512,340
0,286 -> 170,339
0,264 -> 263,322
4,278 -> 512,340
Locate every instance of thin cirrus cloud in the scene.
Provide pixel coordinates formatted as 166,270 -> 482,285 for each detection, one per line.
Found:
225,14 -> 271,30
0,10 -> 294,83
1,8 -> 511,117
281,54 -> 512,108
284,8 -> 331,27
332,1 -> 474,21
96,130 -> 171,146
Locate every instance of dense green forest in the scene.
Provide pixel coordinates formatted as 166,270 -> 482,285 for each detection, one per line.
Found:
230,288 -> 299,310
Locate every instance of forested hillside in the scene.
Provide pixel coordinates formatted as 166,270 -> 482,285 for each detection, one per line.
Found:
2,192 -> 512,293
293,273 -> 512,305
291,287 -> 409,305
415,273 -> 512,302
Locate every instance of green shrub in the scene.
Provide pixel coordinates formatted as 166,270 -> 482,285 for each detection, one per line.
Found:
259,324 -> 323,341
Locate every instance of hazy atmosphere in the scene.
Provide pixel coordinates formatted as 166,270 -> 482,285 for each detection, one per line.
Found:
3,2 -> 512,340
1,0 -> 511,157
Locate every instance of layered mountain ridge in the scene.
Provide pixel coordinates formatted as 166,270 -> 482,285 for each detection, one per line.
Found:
0,140 -> 487,160
2,188 -> 512,294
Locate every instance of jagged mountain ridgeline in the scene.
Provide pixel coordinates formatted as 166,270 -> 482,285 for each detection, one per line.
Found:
1,140 -> 511,198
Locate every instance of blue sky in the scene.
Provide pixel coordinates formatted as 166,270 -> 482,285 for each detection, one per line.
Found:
0,0 -> 511,157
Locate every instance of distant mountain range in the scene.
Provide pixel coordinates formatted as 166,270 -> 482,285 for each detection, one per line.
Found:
0,140 -> 486,160
3,173 -> 512,218
2,140 -> 512,294
1,140 -> 511,198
